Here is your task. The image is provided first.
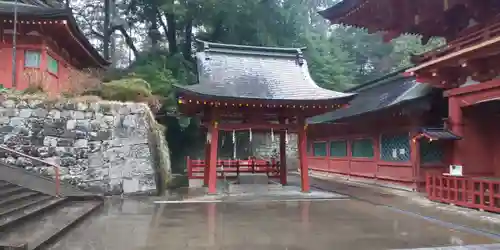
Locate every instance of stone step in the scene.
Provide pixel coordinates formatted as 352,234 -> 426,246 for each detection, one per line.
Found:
238,173 -> 269,185
0,163 -> 94,197
0,190 -> 40,207
0,197 -> 66,229
0,200 -> 103,250
0,181 -> 14,189
0,194 -> 53,218
0,186 -> 26,198
228,184 -> 283,194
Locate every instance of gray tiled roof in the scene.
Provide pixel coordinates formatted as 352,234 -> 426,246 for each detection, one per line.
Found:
421,128 -> 461,140
307,75 -> 434,124
0,1 -> 66,15
175,41 -> 355,102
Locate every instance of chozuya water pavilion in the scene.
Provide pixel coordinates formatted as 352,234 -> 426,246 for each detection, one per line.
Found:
175,40 -> 355,194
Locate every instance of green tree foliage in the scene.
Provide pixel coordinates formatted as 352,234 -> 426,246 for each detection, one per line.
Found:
85,0 -> 444,171
98,0 -> 443,95
98,78 -> 153,102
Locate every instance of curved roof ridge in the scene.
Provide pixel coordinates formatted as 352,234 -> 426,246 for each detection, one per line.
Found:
347,67 -> 413,92
175,41 -> 355,102
196,39 -> 307,55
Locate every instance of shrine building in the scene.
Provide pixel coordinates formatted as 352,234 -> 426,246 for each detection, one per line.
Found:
176,40 -> 355,194
306,69 -> 460,191
0,1 -> 109,93
317,0 -> 500,212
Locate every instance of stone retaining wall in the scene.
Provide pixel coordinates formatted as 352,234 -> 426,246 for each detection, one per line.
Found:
0,95 -> 171,195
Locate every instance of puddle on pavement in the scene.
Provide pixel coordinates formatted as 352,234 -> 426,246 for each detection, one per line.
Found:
154,185 -> 348,204
46,198 -> 500,250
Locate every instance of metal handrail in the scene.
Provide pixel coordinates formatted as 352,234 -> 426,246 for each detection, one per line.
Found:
0,145 -> 60,197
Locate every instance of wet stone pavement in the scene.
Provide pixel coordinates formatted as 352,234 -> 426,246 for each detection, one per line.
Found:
46,184 -> 500,250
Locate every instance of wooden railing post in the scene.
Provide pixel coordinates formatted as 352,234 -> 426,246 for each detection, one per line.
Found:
186,156 -> 192,179
266,161 -> 270,177
425,173 -> 431,198
236,161 -> 240,179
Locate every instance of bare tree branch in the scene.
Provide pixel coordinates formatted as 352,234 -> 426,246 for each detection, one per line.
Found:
157,10 -> 168,37
113,25 -> 139,58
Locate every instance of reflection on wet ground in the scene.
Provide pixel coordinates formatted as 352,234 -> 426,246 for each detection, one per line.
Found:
154,185 -> 348,203
47,197 -> 499,250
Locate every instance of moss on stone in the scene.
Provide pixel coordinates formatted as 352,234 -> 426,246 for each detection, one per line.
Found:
144,106 -> 171,195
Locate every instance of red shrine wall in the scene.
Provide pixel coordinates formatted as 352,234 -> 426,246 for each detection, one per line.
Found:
307,114 -> 450,191
446,79 -> 500,177
0,34 -> 80,95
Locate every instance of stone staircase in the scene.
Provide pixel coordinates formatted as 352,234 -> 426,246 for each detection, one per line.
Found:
227,173 -> 278,194
237,173 -> 270,185
0,179 -> 103,249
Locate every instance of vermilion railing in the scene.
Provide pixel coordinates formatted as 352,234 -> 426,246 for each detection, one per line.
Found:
416,17 -> 500,64
426,173 -> 500,213
186,157 -> 280,179
0,145 -> 61,197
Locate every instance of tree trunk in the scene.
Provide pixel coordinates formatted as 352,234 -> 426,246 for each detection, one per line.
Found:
146,0 -> 160,50
103,0 -> 111,60
165,12 -> 178,54
183,18 -> 193,61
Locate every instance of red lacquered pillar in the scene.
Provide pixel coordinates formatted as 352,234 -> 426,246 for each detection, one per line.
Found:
279,130 -> 287,185
207,120 -> 219,194
298,117 -> 310,192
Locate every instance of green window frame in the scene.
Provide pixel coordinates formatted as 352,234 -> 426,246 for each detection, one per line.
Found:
420,140 -> 444,164
312,142 -> 327,157
380,133 -> 411,162
24,50 -> 41,68
47,54 -> 58,75
330,140 -> 347,157
351,138 -> 374,158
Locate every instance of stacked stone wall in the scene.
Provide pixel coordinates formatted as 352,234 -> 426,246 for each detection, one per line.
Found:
0,95 -> 170,195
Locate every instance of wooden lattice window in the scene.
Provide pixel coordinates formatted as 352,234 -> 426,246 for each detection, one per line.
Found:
351,139 -> 374,158
24,50 -> 41,68
47,55 -> 58,75
330,140 -> 347,157
380,133 -> 410,162
420,140 -> 444,164
312,142 -> 327,157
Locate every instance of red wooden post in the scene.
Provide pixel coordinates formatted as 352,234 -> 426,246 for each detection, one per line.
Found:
267,160 -> 271,177
187,156 -> 192,179
236,160 -> 240,178
208,120 -> 220,194
298,118 -> 310,192
410,130 -> 421,191
279,130 -> 287,185
204,142 -> 210,186
449,97 -> 464,169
